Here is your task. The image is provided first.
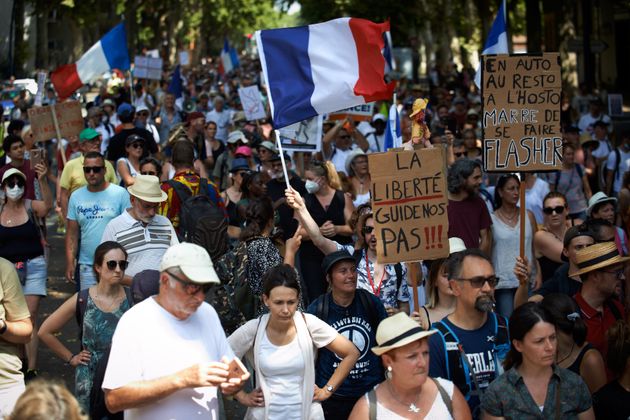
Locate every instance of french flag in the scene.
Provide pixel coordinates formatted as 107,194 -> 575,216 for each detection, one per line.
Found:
474,0 -> 508,88
256,18 -> 395,129
220,39 -> 240,74
51,23 -> 130,99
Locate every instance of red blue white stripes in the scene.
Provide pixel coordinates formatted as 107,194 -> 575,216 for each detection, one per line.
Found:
256,18 -> 395,129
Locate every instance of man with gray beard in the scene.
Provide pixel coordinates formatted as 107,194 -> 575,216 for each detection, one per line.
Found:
427,249 -> 510,419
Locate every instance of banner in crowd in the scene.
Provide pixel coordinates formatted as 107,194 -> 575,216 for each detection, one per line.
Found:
28,101 -> 83,142
481,53 -> 562,172
369,148 -> 449,264
328,103 -> 374,122
277,115 -> 323,152
134,56 -> 163,80
238,86 -> 267,121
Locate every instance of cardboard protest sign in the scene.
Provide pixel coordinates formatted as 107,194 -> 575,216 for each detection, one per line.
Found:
28,101 -> 83,142
481,53 -> 562,172
134,56 -> 163,80
238,86 -> 267,121
369,148 -> 449,264
277,115 -> 323,152
328,103 -> 374,121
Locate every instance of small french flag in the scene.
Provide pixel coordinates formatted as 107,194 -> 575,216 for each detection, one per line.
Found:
220,39 -> 240,74
51,23 -> 130,99
256,18 -> 395,129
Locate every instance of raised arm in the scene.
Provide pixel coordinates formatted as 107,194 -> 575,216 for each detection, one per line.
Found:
285,188 -> 337,255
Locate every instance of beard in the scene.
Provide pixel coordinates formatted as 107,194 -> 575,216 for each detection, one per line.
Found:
474,294 -> 495,313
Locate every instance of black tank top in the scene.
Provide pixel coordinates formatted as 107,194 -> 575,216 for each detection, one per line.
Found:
567,343 -> 594,376
0,219 -> 44,263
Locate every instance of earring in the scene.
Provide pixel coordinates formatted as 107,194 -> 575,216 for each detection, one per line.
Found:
386,366 -> 393,380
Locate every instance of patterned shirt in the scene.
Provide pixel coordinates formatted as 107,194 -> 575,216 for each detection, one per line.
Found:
334,242 -> 410,309
159,170 -> 226,231
481,365 -> 592,419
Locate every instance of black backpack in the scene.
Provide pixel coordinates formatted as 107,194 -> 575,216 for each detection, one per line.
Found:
167,178 -> 228,261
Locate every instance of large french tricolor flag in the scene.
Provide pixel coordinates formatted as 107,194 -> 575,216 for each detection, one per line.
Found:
51,23 -> 130,99
256,18 -> 395,129
474,0 -> 508,88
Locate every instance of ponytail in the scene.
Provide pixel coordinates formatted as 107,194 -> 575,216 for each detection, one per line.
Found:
323,161 -> 342,190
239,197 -> 274,241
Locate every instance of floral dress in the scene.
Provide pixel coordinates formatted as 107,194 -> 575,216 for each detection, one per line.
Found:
75,293 -> 130,411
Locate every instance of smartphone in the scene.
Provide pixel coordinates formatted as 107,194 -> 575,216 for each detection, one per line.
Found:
226,357 -> 248,381
30,148 -> 45,170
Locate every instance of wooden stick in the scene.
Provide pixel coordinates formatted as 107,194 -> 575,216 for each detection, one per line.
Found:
406,261 -> 421,313
519,177 -> 526,259
51,105 -> 66,165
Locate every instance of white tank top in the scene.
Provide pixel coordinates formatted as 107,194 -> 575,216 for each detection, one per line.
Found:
368,377 -> 454,419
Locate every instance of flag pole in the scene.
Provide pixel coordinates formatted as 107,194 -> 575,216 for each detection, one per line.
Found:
128,70 -> 135,104
274,130 -> 291,188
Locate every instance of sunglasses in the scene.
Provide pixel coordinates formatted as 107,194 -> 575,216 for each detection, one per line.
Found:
167,271 -> 212,295
106,260 -> 129,271
601,268 -> 625,280
454,152 -> 466,157
543,205 -> 566,215
129,142 -> 143,149
455,275 -> 499,288
4,178 -> 25,188
137,112 -> 150,117
83,166 -> 104,174
362,226 -> 375,235
236,171 -> 251,177
140,171 -> 157,176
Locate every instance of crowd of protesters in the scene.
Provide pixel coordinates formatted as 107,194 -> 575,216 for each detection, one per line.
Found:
0,54 -> 629,420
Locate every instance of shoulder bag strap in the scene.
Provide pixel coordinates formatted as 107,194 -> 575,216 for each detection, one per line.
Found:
367,388 -> 377,420
431,377 -> 453,417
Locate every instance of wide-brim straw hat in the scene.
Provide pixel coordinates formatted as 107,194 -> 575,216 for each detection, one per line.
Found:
569,241 -> 630,277
372,312 -> 436,356
127,174 -> 167,203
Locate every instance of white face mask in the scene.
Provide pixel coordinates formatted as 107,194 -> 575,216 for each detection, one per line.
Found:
305,180 -> 320,194
5,185 -> 24,201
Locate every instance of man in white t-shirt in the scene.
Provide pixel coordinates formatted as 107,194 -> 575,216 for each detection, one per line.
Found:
205,96 -> 232,143
103,243 -> 248,420
322,118 -> 369,175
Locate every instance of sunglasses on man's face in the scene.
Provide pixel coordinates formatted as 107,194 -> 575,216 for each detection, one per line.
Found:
106,260 -> 129,271
167,271 -> 212,295
455,275 -> 499,288
543,205 -> 566,215
83,166 -> 104,174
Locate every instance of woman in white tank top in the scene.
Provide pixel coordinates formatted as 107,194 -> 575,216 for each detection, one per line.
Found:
348,313 -> 471,419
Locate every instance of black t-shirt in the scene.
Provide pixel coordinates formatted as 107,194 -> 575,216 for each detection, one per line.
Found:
107,127 -> 157,162
537,263 -> 582,297
593,380 -> 630,420
266,172 -> 306,240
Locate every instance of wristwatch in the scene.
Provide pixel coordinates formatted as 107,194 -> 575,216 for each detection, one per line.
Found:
325,384 -> 334,393
0,319 -> 7,334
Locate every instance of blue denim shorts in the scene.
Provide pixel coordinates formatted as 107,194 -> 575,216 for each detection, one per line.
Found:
23,255 -> 48,296
79,264 -> 98,290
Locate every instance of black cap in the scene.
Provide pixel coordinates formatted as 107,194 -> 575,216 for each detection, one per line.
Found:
131,269 -> 160,304
593,120 -> 608,129
321,250 -> 355,274
561,226 -> 594,261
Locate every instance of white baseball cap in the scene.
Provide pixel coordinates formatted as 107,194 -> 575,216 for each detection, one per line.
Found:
160,243 -> 220,284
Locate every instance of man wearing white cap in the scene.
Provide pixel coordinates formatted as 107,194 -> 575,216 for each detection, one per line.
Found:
103,243 -> 247,419
101,174 -> 178,285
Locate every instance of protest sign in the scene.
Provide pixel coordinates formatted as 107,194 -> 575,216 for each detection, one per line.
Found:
328,103 -> 374,121
33,72 -> 46,107
369,148 -> 449,264
238,86 -> 266,121
481,53 -> 562,172
134,56 -> 163,80
277,115 -> 323,152
28,101 -> 83,142
179,51 -> 190,66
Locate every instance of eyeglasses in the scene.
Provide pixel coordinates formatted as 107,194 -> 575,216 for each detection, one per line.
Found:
129,142 -> 143,149
137,112 -> 150,117
83,166 -> 104,174
138,200 -> 160,210
362,226 -> 375,235
455,275 -> 499,288
140,171 -> 157,176
106,260 -> 129,271
167,271 -> 212,295
601,268 -> 625,280
543,205 -> 566,215
4,178 -> 25,188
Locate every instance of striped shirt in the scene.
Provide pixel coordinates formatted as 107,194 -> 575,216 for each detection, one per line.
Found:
101,210 -> 179,277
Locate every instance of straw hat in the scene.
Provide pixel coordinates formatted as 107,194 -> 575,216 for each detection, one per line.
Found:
569,242 -> 630,277
371,312 -> 436,356
587,191 -> 617,217
409,98 -> 429,119
127,175 -> 167,203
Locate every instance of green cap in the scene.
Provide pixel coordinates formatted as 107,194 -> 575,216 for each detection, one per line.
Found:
79,128 -> 100,142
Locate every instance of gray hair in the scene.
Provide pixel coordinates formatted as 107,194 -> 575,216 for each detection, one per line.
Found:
447,159 -> 482,194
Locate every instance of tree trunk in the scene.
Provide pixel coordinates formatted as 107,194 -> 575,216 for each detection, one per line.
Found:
526,0 -> 542,53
